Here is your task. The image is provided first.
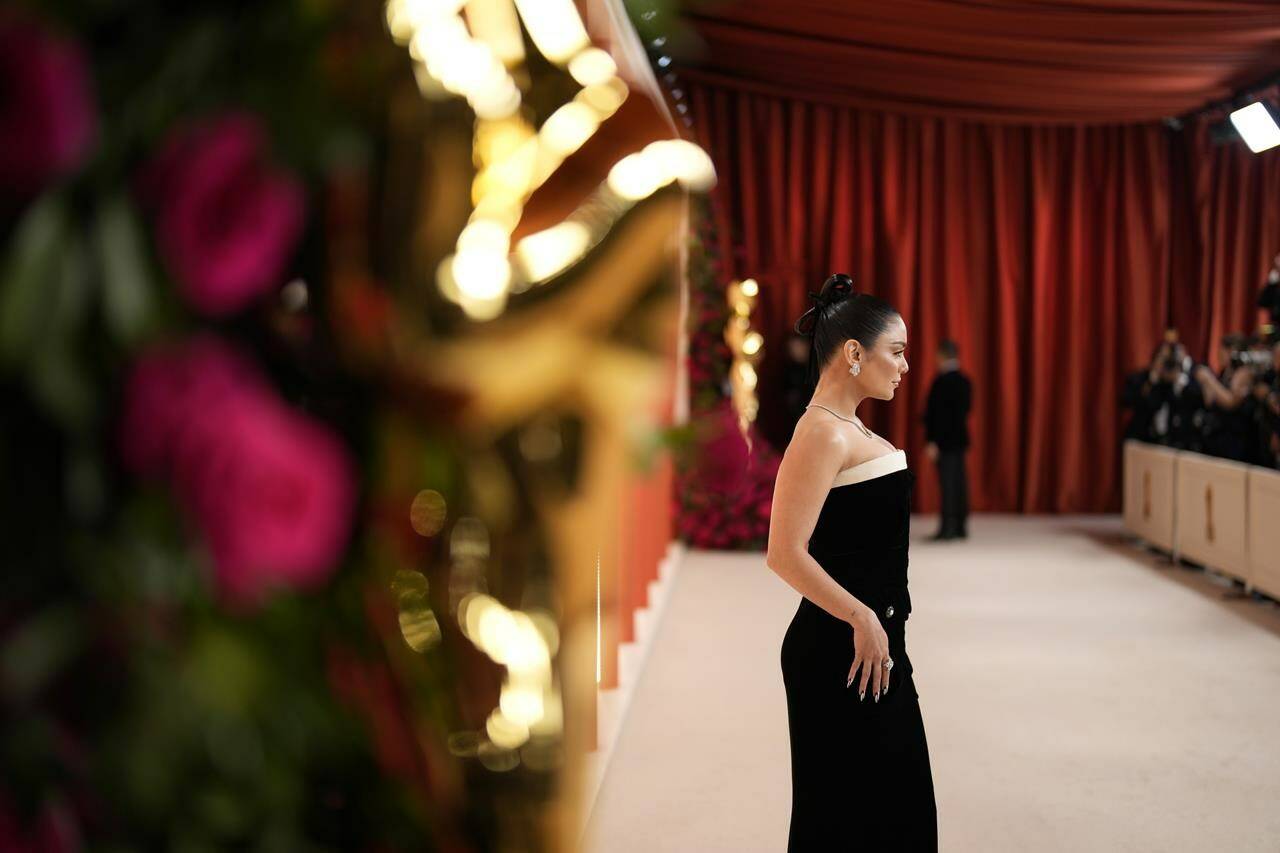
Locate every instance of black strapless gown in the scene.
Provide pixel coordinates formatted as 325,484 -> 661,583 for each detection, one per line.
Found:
780,455 -> 938,851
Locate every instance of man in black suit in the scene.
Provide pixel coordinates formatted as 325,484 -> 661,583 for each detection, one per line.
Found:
923,339 -> 972,541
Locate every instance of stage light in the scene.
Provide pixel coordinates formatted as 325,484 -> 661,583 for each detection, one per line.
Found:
1229,102 -> 1280,153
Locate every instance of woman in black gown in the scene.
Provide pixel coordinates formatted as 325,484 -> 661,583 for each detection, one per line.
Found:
766,274 -> 937,851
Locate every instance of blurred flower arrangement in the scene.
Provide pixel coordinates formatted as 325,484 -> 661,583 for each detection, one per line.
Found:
674,198 -> 780,550
0,0 -> 686,848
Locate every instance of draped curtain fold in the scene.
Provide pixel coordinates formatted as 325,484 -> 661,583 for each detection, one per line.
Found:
690,82 -> 1276,513
682,1 -> 1280,125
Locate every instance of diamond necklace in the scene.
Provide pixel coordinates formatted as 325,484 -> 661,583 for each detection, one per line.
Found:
805,403 -> 875,440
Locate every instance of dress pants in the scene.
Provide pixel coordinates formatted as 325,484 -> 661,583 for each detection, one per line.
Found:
935,449 -> 968,536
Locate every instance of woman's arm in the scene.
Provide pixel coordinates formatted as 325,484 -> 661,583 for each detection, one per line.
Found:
765,420 -> 874,627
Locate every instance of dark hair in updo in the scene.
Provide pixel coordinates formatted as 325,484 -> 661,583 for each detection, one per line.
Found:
793,273 -> 899,391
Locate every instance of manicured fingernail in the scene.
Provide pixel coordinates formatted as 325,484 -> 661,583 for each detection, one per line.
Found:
846,677 -> 852,688
859,691 -> 865,701
874,693 -> 880,703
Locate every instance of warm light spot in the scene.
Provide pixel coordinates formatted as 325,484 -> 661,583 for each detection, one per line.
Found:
451,249 -> 511,300
459,292 -> 508,320
575,78 -> 629,116
450,516 -> 490,561
540,102 -> 600,156
478,604 -> 519,660
642,139 -> 717,191
607,152 -> 670,200
398,606 -> 442,652
527,608 -> 560,657
457,220 -> 511,255
513,0 -> 590,63
529,687 -> 564,735
410,489 -> 447,536
515,222 -> 591,282
464,0 -> 526,66
486,707 -> 530,749
500,682 -> 545,725
568,47 -> 617,87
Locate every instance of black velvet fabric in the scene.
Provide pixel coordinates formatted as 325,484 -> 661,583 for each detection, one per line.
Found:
781,466 -> 938,851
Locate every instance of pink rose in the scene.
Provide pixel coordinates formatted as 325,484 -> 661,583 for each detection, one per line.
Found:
120,338 -> 356,607
138,113 -> 304,316
171,388 -> 356,606
0,14 -> 96,195
118,336 -> 265,476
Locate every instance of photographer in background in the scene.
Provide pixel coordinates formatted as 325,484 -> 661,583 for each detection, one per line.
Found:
1253,339 -> 1280,468
1124,330 -> 1208,451
1122,331 -> 1189,444
1194,333 -> 1266,465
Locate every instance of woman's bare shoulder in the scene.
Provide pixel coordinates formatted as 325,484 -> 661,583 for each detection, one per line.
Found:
791,410 -> 889,469
785,412 -> 850,468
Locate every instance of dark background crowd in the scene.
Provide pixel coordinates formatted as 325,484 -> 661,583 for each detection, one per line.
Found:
1122,263 -> 1280,469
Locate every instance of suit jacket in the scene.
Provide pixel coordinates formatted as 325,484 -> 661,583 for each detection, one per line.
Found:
923,369 -> 971,451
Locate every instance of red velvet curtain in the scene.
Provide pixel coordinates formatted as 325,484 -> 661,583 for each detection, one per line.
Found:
681,1 -> 1280,125
689,82 -> 1275,513
1172,114 -> 1280,366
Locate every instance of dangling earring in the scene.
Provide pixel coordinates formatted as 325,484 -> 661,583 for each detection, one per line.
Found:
849,362 -> 861,376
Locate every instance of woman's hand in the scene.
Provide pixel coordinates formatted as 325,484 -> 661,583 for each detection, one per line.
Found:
846,607 -> 891,702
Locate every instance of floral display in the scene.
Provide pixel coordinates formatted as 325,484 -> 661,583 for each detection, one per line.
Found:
119,336 -> 357,608
0,2 -> 643,848
675,198 -> 781,550
0,12 -> 97,196
136,114 -> 305,317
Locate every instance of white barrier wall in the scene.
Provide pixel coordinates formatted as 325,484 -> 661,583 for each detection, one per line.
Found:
1247,467 -> 1280,600
1123,441 -> 1178,552
1175,453 -> 1250,582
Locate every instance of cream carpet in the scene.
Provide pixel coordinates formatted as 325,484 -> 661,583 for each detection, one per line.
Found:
582,515 -> 1280,853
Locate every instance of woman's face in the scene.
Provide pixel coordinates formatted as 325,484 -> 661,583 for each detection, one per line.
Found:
846,314 -> 909,400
